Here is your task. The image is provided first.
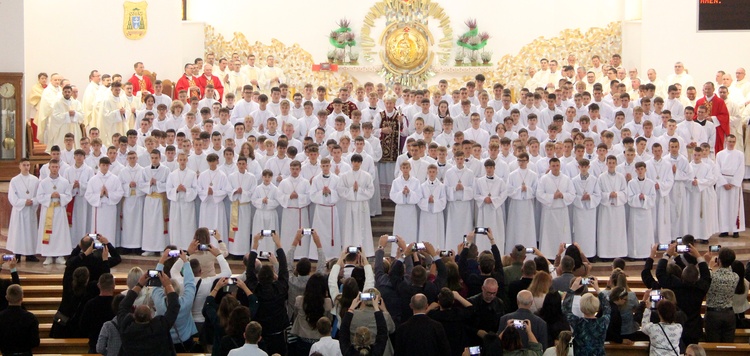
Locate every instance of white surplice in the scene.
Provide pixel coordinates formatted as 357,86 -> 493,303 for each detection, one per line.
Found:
198,169 -> 231,244
505,168 -> 538,254
118,164 -> 145,248
338,169 -> 375,257
443,166 -> 475,249
646,158 -> 675,243
49,97 -> 84,152
227,171 -> 257,256
390,176 -> 422,256
166,168 -> 199,249
596,172 -> 628,258
627,178 -> 656,258
716,149 -> 745,233
571,174 -> 601,257
418,178 -> 447,249
251,183 -> 281,253
668,154 -> 693,237
473,175 -> 507,252
686,162 -> 714,241
140,165 -> 171,251
309,173 -> 342,260
63,163 -> 94,245
36,176 -> 72,256
85,172 -> 124,244
537,173 -> 575,257
7,174 -> 40,255
278,175 -> 311,259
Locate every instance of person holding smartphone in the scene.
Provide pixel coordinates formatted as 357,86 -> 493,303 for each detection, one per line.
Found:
498,318 -> 544,355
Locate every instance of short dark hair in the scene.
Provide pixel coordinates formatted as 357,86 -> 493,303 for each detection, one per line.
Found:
244,321 -> 262,343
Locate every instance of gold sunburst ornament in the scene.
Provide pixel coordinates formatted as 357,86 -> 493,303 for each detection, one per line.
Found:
360,0 -> 452,87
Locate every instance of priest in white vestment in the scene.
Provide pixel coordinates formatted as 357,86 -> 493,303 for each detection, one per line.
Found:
418,165 -> 447,249
505,153 -> 538,254
166,153 -> 199,249
63,150 -> 94,246
626,162 -> 656,259
98,82 -> 129,147
443,153 -> 475,249
227,157 -> 257,257
118,152 -> 145,250
36,75 -> 62,143
7,160 -> 40,259
36,160 -> 72,264
198,154 -> 232,245
596,157 -> 628,258
140,151 -> 171,254
473,161 -> 507,253
277,161 -> 312,259
537,158 -> 576,257
571,160 -> 601,258
49,85 -> 83,153
716,136 -> 745,236
309,159 -> 342,260
338,154 -> 375,257
85,158 -> 125,246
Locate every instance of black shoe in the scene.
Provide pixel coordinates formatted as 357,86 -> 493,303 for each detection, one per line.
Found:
719,232 -> 729,237
733,232 -> 740,238
26,255 -> 39,262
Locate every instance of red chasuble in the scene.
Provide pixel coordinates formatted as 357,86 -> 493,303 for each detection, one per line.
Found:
173,75 -> 196,100
128,73 -> 154,94
695,95 -> 729,152
196,75 -> 225,102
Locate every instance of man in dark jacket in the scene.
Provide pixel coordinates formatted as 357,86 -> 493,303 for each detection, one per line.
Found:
0,284 -> 39,355
506,260 -> 536,312
394,293 -> 450,356
67,234 -> 122,283
80,273 -> 116,353
458,231 -> 506,302
393,242 -> 444,321
466,278 -> 504,348
118,270 -> 179,356
0,257 -> 20,312
248,231 -> 289,356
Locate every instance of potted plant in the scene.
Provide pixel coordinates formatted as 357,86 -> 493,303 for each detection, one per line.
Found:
335,50 -> 346,64
455,50 -> 465,66
468,51 -> 478,66
327,50 -> 336,63
481,51 -> 492,65
349,51 -> 359,65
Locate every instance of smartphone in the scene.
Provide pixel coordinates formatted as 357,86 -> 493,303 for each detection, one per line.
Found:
676,244 -> 689,253
412,242 -> 426,251
147,269 -> 162,287
199,244 -> 209,251
348,246 -> 360,254
440,251 -> 454,257
94,242 -> 104,249
468,346 -> 481,356
463,235 -> 468,244
387,235 -> 397,243
676,238 -> 683,244
564,243 -> 573,248
168,249 -> 180,258
360,292 -> 373,301
209,229 -> 216,236
227,278 -> 237,285
709,245 -> 721,253
2,255 -> 14,262
303,228 -> 313,235
581,277 -> 591,285
657,244 -> 669,251
88,233 -> 98,239
513,319 -> 526,329
261,229 -> 274,236
258,251 -> 271,258
474,227 -> 488,234
650,290 -> 662,309
525,247 -> 534,254
148,269 -> 160,278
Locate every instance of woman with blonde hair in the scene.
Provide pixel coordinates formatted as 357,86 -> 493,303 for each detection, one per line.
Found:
563,277 -> 610,356
527,271 -> 552,313
604,268 -> 641,341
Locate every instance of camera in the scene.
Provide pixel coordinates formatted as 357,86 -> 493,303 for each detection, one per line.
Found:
657,244 -> 669,251
412,242 -> 426,251
360,292 -> 373,301
209,229 -> 216,236
513,319 -> 526,330
525,247 -> 534,254
168,250 -> 180,258
676,244 -> 689,253
439,251 -> 453,257
94,242 -> 104,249
348,246 -> 361,254
261,229 -> 274,237
387,235 -> 397,243
474,227 -> 488,234
303,228 -> 313,235
709,245 -> 721,253
2,255 -> 14,262
199,244 -> 209,251
469,346 -> 481,356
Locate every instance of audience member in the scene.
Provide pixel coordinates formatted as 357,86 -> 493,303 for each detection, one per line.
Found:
466,278 -> 505,347
394,293 -> 450,356
731,260 -> 749,328
500,290 -> 548,348
0,256 -> 20,312
459,231 -> 505,299
527,271 -> 552,313
542,330 -> 573,356
67,235 -> 121,283
80,273 -> 116,353
551,256 -> 575,292
537,291 -> 570,345
248,232 -> 289,355
0,284 -> 39,355
685,344 -> 706,356
191,227 -> 230,277
349,288 -> 396,355
507,260 -> 536,312
50,265 -> 100,338
219,305 -> 253,356
498,318 -> 544,355
309,317 -> 341,356
427,287 -> 474,356
340,294 -> 389,356
603,286 -> 632,345
605,268 -> 642,341
228,321 -> 267,356
641,296 -> 682,355
394,241 -> 443,321
152,249 -> 198,352
287,229 -> 326,319
374,235 -> 408,325
95,294 -> 125,356
289,273 -> 332,355
563,278 -> 610,356
704,247 -> 739,342
504,245 -> 527,288
204,277 -> 258,355
553,243 -> 590,277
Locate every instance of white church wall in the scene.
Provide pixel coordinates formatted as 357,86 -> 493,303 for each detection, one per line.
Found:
0,0 -> 25,73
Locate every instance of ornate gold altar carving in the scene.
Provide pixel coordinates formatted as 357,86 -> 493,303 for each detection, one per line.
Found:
204,25 -> 356,92
384,26 -> 429,70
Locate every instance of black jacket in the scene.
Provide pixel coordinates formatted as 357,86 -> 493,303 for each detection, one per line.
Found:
428,307 -> 474,356
67,243 -> 121,282
340,311 -> 388,356
0,305 -> 39,355
394,314 -> 450,356
118,289 -> 179,356
656,257 -> 711,342
247,248 -> 290,334
458,244 -> 506,304
0,269 -> 20,311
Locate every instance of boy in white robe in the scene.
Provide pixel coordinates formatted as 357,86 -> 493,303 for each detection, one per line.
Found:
166,153 -> 199,250
443,151 -> 475,249
596,156 -> 628,258
310,158 -> 342,260
252,169 -> 281,253
118,152 -> 145,251
645,143 -> 674,243
264,140 -> 292,185
571,159 -> 601,258
227,156 -> 257,257
686,148 -> 714,243
626,162 -> 656,258
473,160 -> 508,253
278,160 -> 312,259
198,153 -> 231,244
338,154 -> 375,257
699,143 -> 720,235
666,138 -> 693,238
716,135 -> 745,237
7,159 -> 40,261
36,160 -> 72,264
85,157 -> 124,247
63,149 -> 94,247
140,150 -> 171,255
390,161 -> 423,256
418,164 -> 447,249
506,153 -> 538,254
537,158 -> 576,257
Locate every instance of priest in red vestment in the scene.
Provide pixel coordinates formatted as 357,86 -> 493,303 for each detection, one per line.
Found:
128,61 -> 154,94
325,88 -> 358,116
195,64 -> 225,102
174,63 -> 197,100
695,82 -> 729,152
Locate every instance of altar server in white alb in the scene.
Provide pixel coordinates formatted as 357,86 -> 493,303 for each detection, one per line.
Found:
278,160 -> 312,258
390,161 -> 423,256
338,154 -> 375,257
85,157 -> 124,246
596,155 -> 628,259
227,156 -> 257,257
140,149 -> 171,254
63,149 -> 94,246
473,160 -> 508,253
686,147 -> 715,243
37,159 -> 72,265
667,138 -> 693,238
645,143 -> 674,244
49,85 -> 84,151
166,153 -> 199,250
118,151 -> 144,251
252,169 -> 281,252
198,153 -> 231,244
536,158 -> 575,257
505,152 -> 538,254
570,159 -> 601,258
443,151 -> 475,249
7,159 -> 40,261
418,164 -> 447,248
716,135 -> 745,237
626,162 -> 656,259
309,158 -> 342,260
